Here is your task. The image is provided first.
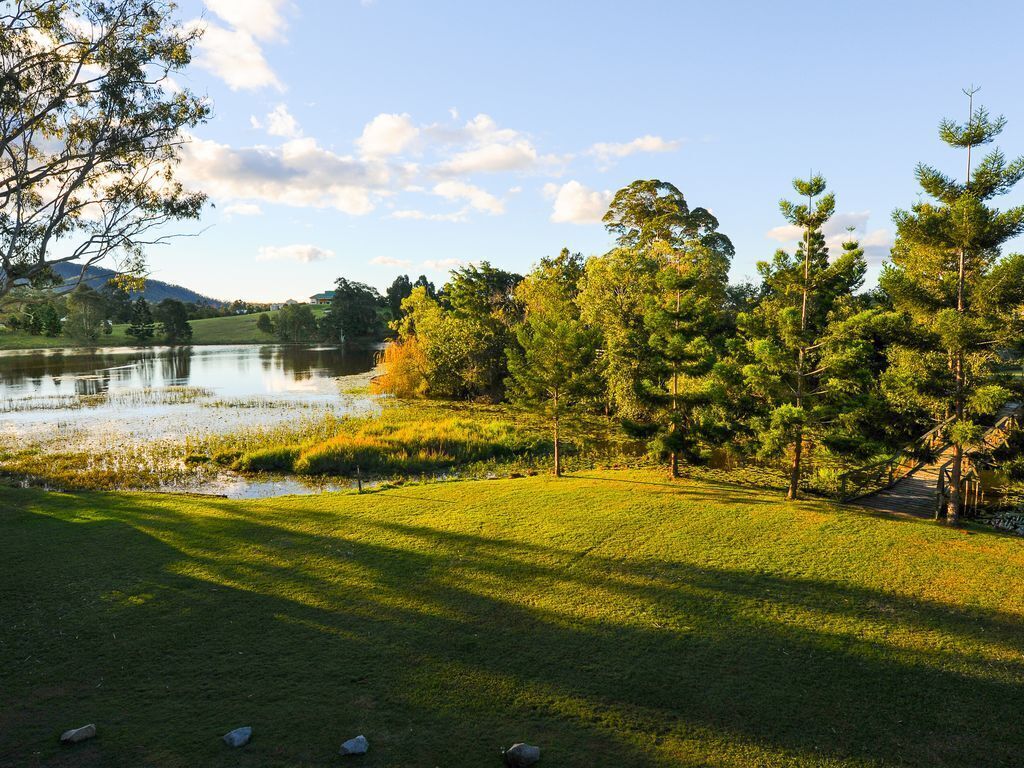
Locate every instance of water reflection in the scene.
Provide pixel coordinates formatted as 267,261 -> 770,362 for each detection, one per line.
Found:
0,344 -> 377,400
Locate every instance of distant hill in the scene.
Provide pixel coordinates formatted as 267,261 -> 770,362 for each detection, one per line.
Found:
51,262 -> 223,306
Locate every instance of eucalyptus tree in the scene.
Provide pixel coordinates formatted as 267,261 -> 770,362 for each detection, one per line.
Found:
591,180 -> 735,475
0,0 -> 209,298
881,94 -> 1024,522
741,176 -> 869,499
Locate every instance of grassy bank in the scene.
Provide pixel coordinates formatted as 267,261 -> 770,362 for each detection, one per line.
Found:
0,307 -> 329,350
2,471 -> 1024,767
0,395 -> 638,492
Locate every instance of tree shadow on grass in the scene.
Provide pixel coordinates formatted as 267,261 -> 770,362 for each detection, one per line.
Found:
2,489 -> 1024,767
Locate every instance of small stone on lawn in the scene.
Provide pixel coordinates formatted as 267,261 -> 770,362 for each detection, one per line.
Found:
223,726 -> 252,747
60,724 -> 96,744
340,734 -> 369,755
503,742 -> 541,767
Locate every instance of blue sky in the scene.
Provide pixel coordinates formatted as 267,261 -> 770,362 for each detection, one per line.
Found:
160,0 -> 1024,302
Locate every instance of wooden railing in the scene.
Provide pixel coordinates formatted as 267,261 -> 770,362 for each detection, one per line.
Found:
838,403 -> 1023,505
976,407 -> 1022,456
837,417 -> 952,502
934,403 -> 1023,518
935,461 -> 982,519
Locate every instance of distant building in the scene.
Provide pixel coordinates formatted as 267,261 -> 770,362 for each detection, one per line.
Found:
310,291 -> 335,305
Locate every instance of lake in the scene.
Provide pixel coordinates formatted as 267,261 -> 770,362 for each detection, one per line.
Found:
0,344 -> 380,496
0,344 -> 377,400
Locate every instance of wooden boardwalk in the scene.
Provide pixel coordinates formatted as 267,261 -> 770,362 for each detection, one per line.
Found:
848,402 -> 1021,519
849,446 -> 953,518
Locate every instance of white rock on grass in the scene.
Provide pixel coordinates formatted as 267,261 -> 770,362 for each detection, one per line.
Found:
339,735 -> 369,755
503,742 -> 541,767
222,726 -> 252,747
59,724 -> 96,744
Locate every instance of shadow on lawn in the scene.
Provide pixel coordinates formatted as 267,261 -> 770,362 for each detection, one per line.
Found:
3,489 -> 1024,768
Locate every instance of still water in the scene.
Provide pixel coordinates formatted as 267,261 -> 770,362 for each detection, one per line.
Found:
0,344 -> 376,400
0,344 -> 380,497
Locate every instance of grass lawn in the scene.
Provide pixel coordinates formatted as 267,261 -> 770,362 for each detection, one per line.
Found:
2,470 -> 1023,767
183,312 -> 278,344
0,307 -> 328,349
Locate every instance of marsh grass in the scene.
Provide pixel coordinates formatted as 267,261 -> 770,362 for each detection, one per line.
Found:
0,386 -> 213,413
223,399 -> 649,479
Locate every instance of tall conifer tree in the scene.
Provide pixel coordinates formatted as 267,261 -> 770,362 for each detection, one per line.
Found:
881,93 -> 1024,521
741,175 -> 868,499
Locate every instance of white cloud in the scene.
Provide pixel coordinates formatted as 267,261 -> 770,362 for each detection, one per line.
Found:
205,0 -> 289,40
432,180 -> 503,214
189,0 -> 288,91
391,208 -> 469,223
438,140 -> 538,174
431,114 -> 564,175
357,113 -> 419,157
589,135 -> 681,165
371,255 -> 412,266
766,210 -> 894,262
180,135 -> 396,215
543,180 -> 612,224
422,258 -> 466,271
263,104 -> 302,138
190,22 -> 283,91
257,244 -> 335,263
223,202 -> 262,216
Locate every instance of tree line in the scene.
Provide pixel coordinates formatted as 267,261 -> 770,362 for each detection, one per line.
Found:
3,284 -> 195,344
255,275 -> 436,345
375,102 -> 1024,521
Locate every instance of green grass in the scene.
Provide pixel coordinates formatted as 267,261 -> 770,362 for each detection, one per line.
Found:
2,471 -> 1024,767
0,306 -> 329,349
0,327 -> 133,348
233,406 -> 548,476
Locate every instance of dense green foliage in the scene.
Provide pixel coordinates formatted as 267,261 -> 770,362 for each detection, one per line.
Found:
320,277 -> 387,345
274,303 -> 320,343
602,181 -> 736,476
507,252 -> 601,475
0,0 -> 209,299
374,102 -> 1024,499
740,176 -> 875,498
881,100 -> 1024,520
63,284 -> 107,343
154,299 -> 193,344
126,297 -> 155,341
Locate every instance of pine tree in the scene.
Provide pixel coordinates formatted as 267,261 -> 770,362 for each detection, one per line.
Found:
741,175 -> 869,499
507,253 -> 601,476
39,303 -> 62,337
256,313 -> 274,335
881,93 -> 1024,522
507,314 -> 601,477
126,298 -> 154,341
642,237 -> 732,476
